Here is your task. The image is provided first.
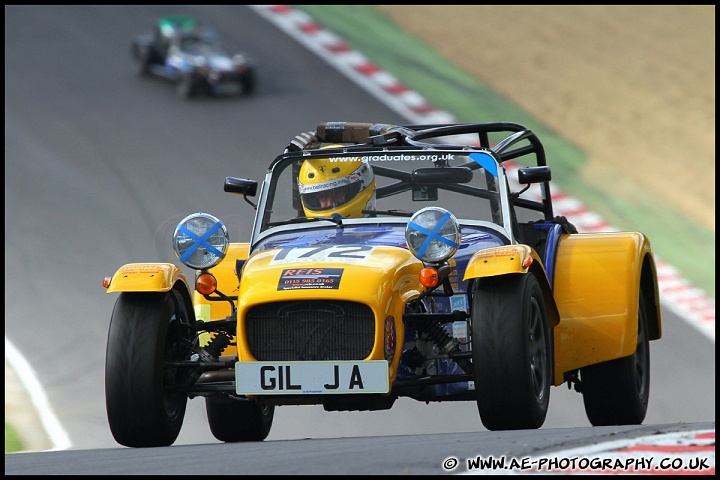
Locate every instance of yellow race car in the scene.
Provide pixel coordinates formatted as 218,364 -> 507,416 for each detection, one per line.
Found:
103,121 -> 662,447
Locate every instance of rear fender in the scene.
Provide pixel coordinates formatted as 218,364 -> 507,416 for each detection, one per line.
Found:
552,232 -> 662,384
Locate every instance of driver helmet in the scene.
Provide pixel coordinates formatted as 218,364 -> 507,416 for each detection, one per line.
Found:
298,146 -> 376,218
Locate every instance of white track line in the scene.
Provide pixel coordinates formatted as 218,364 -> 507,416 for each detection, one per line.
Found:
5,336 -> 72,451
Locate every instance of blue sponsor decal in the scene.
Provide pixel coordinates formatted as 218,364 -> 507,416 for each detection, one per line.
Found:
469,152 -> 498,176
450,294 -> 468,313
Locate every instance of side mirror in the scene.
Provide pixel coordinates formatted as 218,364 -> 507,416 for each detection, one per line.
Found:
412,167 -> 473,184
517,166 -> 551,184
224,177 -> 257,196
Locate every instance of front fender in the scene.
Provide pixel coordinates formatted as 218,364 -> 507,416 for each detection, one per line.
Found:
105,263 -> 191,296
462,244 -> 539,279
463,244 -> 560,328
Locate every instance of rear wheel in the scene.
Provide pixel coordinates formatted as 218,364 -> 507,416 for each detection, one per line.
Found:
581,289 -> 650,425
105,291 -> 194,447
471,273 -> 552,430
205,397 -> 274,442
176,75 -> 198,98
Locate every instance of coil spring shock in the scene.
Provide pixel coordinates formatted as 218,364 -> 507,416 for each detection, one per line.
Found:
424,321 -> 473,374
198,331 -> 231,362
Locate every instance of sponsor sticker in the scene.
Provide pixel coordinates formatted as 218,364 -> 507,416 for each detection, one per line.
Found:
450,294 -> 468,312
278,267 -> 343,290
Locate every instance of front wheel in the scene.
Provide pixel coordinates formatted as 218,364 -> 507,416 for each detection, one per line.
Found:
132,45 -> 151,77
206,397 -> 274,442
580,289 -> 650,426
240,69 -> 255,95
105,291 -> 194,447
176,74 -> 198,99
471,273 -> 552,430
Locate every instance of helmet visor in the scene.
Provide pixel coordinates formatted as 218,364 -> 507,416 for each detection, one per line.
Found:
301,181 -> 362,211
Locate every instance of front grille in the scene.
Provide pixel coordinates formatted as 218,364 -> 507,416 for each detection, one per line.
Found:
245,300 -> 375,361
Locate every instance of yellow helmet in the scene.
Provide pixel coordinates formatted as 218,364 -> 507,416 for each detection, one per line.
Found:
297,151 -> 376,218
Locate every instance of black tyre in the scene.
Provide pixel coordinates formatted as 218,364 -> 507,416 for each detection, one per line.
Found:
205,397 -> 274,442
176,75 -> 197,99
580,290 -> 650,426
241,69 -> 255,95
105,291 -> 194,447
472,273 -> 552,430
133,46 -> 151,77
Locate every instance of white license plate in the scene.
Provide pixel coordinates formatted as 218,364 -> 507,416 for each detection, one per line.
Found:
235,360 -> 389,395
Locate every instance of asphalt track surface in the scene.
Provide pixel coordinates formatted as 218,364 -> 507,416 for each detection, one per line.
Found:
4,5 -> 715,475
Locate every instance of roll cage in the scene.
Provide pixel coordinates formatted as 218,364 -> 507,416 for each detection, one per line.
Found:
226,122 -> 555,252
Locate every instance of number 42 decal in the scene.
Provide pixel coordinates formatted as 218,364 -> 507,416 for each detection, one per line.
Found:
271,245 -> 374,264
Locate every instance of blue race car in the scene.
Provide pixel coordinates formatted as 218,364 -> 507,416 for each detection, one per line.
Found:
131,14 -> 256,98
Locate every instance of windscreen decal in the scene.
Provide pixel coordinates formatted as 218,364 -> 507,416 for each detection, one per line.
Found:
327,153 -> 455,163
469,152 -> 498,176
270,245 -> 375,264
278,267 -> 344,290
